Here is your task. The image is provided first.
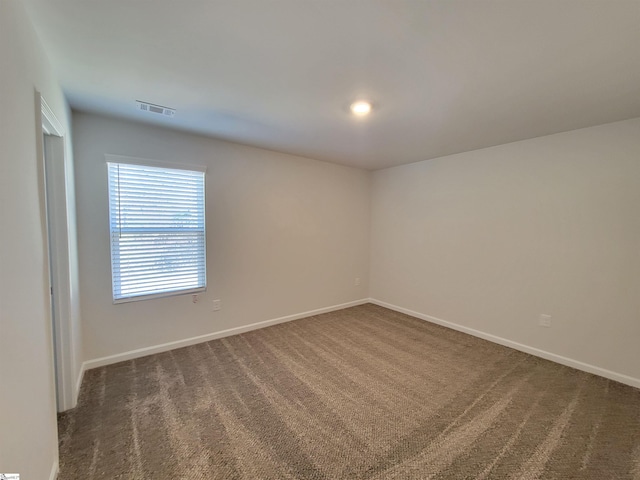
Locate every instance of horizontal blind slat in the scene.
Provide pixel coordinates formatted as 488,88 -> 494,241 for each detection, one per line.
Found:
116,276 -> 201,289
113,263 -> 205,277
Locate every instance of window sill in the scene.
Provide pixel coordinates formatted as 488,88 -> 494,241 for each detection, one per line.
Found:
113,286 -> 206,304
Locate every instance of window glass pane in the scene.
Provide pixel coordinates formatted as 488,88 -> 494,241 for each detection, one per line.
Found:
108,162 -> 206,301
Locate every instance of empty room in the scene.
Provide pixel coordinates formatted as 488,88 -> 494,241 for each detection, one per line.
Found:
1,0 -> 640,479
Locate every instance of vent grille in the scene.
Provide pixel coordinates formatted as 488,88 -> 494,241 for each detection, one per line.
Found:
136,101 -> 175,118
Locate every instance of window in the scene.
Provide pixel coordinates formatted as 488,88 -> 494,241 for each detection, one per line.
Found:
107,158 -> 206,302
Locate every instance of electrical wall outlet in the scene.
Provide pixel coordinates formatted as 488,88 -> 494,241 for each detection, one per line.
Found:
539,314 -> 551,327
192,294 -> 198,304
354,277 -> 361,286
212,299 -> 221,311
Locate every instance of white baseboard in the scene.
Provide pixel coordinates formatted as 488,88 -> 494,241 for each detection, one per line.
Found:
369,298 -> 640,390
81,299 -> 369,372
49,457 -> 59,480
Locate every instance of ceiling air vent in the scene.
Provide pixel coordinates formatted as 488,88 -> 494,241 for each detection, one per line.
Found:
136,101 -> 176,118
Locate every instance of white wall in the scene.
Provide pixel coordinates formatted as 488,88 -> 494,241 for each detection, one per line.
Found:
73,112 -> 371,362
0,0 -> 81,477
371,118 -> 640,384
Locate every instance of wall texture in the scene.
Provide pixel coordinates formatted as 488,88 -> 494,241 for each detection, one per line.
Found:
0,0 -> 80,477
73,112 -> 371,362
370,118 -> 640,384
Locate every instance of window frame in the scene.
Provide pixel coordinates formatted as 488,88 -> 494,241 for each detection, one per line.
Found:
105,154 -> 207,304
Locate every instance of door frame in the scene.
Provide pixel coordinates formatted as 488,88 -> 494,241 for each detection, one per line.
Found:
39,93 -> 76,411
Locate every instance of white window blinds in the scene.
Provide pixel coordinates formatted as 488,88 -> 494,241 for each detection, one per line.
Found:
107,160 -> 206,302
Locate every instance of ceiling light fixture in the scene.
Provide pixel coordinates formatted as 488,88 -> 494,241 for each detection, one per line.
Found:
350,100 -> 372,116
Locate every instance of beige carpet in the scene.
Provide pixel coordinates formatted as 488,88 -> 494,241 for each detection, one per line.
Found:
58,304 -> 640,479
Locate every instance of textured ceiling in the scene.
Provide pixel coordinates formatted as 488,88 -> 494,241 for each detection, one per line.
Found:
24,0 -> 640,169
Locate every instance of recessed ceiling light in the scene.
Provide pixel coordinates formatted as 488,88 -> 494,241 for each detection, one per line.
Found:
350,101 -> 372,116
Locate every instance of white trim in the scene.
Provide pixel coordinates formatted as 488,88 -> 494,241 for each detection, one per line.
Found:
41,97 -> 64,137
105,154 -> 207,172
39,92 -> 77,413
49,457 -> 59,480
44,135 -> 73,411
113,286 -> 207,305
75,361 -> 86,404
81,299 -> 369,371
369,298 -> 640,390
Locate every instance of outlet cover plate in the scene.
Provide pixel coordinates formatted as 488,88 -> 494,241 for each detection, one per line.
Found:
539,314 -> 552,327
